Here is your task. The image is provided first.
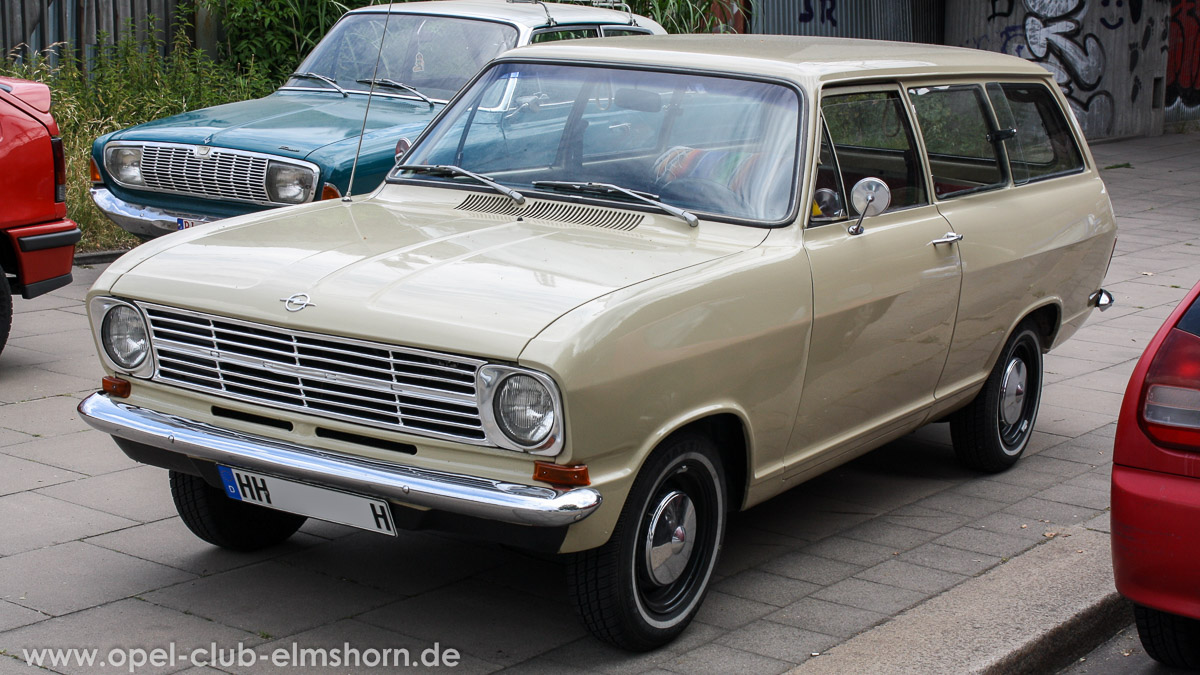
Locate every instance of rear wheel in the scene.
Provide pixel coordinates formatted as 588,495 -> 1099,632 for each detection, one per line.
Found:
169,471 -> 306,551
1134,603 -> 1200,669
951,321 -> 1043,472
0,268 -> 12,356
568,432 -> 726,651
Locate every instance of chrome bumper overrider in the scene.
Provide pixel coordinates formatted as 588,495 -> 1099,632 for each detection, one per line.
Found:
89,187 -> 217,239
78,393 -> 601,527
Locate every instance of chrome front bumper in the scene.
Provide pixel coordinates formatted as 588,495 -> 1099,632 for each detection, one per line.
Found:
89,187 -> 218,240
78,393 -> 601,527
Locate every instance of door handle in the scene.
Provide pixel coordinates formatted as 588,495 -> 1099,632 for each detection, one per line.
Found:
929,232 -> 963,246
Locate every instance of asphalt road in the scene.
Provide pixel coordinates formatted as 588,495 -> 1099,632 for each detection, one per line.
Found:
1059,623 -> 1193,675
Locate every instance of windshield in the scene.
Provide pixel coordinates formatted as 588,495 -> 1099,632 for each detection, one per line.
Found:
286,13 -> 519,102
392,62 -> 802,223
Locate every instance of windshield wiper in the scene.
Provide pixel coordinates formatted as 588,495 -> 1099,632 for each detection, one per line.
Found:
289,72 -> 347,97
532,180 -> 699,228
396,164 -> 526,207
356,78 -> 435,109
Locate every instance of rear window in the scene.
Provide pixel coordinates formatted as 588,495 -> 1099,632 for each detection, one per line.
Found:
986,83 -> 1084,184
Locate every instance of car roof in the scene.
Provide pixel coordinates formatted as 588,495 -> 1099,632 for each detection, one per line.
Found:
348,0 -> 654,29
503,34 -> 1052,86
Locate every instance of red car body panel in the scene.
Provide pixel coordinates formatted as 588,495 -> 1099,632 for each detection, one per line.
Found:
0,75 -> 78,299
1111,279 -> 1200,621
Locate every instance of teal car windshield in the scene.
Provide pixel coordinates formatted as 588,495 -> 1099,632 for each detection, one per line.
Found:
286,13 -> 519,102
392,63 -> 802,223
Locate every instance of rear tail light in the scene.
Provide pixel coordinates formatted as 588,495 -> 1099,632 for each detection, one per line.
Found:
1140,328 -> 1200,450
51,136 -> 66,202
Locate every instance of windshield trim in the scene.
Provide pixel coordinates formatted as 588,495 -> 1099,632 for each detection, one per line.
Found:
282,12 -> 522,100
384,58 -> 808,229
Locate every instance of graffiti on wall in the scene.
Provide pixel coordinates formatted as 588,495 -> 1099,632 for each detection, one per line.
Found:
1167,0 -> 1200,120
797,0 -> 838,27
966,0 -> 1160,137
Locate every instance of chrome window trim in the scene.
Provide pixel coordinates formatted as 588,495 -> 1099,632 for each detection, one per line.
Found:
103,141 -> 321,206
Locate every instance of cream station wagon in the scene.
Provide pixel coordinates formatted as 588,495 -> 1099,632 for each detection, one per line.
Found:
79,36 -> 1117,650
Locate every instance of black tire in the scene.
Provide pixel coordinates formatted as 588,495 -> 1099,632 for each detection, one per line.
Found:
169,470 -> 306,551
1134,603 -> 1200,669
568,432 -> 726,651
951,321 -> 1043,472
0,268 -> 12,357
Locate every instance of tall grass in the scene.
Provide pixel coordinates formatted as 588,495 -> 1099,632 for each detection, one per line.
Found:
1,26 -> 276,251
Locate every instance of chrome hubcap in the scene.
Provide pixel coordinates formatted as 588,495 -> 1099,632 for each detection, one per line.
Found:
645,491 -> 696,586
1000,358 -> 1027,427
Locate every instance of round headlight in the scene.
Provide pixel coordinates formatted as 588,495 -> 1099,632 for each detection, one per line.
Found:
266,161 -> 316,204
106,147 -> 145,186
101,305 -> 149,370
494,374 -> 556,446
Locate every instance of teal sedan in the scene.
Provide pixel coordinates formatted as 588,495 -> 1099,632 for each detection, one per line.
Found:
89,0 -> 663,239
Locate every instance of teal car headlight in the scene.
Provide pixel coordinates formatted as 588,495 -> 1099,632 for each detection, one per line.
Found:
267,161 -> 317,204
105,146 -> 145,186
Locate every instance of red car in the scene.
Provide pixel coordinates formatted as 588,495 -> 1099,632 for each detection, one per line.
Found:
0,76 -> 80,355
1112,277 -> 1200,669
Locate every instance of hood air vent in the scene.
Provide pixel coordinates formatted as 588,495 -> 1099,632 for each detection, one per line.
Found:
455,194 -> 644,231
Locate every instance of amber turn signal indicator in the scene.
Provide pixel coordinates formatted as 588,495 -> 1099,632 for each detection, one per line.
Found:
102,376 -> 131,398
89,157 -> 103,183
533,461 -> 590,486
321,183 -> 341,200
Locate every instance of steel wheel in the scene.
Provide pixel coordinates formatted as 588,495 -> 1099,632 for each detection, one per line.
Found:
569,432 -> 726,651
952,321 -> 1043,472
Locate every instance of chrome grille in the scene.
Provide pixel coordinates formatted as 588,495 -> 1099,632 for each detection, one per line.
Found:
142,303 -> 486,443
139,144 -> 272,203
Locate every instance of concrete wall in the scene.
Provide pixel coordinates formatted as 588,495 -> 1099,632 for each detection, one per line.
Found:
1166,0 -> 1200,127
945,0 -> 1172,140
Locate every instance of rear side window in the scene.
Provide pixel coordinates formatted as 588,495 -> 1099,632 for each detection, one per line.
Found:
908,85 -> 1005,199
532,27 -> 600,42
986,83 -> 1084,184
820,90 -> 928,212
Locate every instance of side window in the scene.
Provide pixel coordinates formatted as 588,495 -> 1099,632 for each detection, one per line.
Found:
986,83 -> 1084,184
810,124 -> 848,225
600,27 -> 653,37
820,90 -> 928,212
532,27 -> 600,43
907,85 -> 1005,199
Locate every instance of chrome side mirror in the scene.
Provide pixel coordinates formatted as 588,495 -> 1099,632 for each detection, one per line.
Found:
848,177 -> 891,236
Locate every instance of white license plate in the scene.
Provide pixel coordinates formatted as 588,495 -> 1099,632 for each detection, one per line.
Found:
176,217 -> 205,231
217,466 -> 396,536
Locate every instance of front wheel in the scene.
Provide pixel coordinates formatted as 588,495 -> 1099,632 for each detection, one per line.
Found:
951,321 -> 1043,472
568,432 -> 726,651
169,471 -> 306,551
1134,604 -> 1200,669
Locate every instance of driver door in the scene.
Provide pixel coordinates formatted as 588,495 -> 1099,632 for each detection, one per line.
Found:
785,85 -> 963,477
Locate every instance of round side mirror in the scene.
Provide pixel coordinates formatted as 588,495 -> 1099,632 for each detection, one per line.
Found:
850,177 -> 891,217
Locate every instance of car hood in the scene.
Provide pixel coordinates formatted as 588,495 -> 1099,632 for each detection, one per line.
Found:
108,187 -> 768,360
109,90 -> 440,161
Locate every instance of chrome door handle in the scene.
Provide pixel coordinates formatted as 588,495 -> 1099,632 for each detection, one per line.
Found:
929,232 -> 963,246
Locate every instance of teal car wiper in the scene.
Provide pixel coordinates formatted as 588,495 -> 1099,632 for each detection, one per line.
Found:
532,180 -> 699,228
289,72 -> 348,98
396,164 -> 526,207
356,78 -> 435,109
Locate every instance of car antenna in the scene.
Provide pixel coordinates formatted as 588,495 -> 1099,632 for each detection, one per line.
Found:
343,3 -> 395,203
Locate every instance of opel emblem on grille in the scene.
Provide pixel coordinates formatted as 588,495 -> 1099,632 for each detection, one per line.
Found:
193,146 -> 212,158
280,293 -> 315,312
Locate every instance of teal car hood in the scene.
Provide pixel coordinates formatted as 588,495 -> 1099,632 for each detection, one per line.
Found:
108,90 -> 440,161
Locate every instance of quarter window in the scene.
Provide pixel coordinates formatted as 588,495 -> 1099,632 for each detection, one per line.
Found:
908,85 -> 1005,199
819,90 -> 928,213
986,83 -> 1084,184
532,28 -> 600,42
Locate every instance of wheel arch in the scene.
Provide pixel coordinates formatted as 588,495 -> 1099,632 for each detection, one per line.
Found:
1024,301 -> 1061,352
653,411 -> 750,513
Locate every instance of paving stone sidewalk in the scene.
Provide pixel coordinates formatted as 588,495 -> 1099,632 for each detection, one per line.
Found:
1,132 -> 1197,674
